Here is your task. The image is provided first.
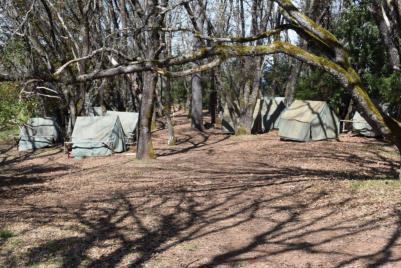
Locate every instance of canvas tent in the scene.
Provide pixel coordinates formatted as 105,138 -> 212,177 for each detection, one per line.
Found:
352,111 -> 377,137
18,117 -> 61,151
278,100 -> 340,141
222,97 -> 285,134
71,115 -> 126,157
221,102 -> 239,134
254,97 -> 286,132
105,111 -> 139,143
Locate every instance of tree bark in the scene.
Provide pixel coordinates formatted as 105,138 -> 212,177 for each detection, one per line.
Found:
191,69 -> 203,130
137,71 -> 157,159
370,0 -> 401,73
136,0 -> 166,159
186,1 -> 205,131
164,75 -> 175,145
284,61 -> 302,106
209,70 -> 217,125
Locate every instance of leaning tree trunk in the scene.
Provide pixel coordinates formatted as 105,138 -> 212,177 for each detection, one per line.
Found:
137,71 -> 158,159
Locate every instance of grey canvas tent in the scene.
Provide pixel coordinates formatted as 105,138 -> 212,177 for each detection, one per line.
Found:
222,97 -> 286,134
278,100 -> 340,141
105,111 -> 139,143
18,117 -> 61,151
221,102 -> 239,134
71,115 -> 126,157
253,97 -> 286,132
352,111 -> 377,137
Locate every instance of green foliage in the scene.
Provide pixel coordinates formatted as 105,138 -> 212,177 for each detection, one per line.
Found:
296,68 -> 351,116
0,229 -> 14,239
335,1 -> 387,77
0,82 -> 37,131
333,1 -> 401,119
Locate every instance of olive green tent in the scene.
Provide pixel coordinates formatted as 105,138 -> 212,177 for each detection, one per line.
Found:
18,117 -> 61,151
222,97 -> 285,134
278,100 -> 340,141
71,115 -> 126,157
254,97 -> 285,132
105,111 -> 139,143
352,111 -> 377,137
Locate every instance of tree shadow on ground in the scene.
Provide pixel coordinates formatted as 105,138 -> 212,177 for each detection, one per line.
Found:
156,131 -> 230,157
3,131 -> 401,267
20,167 -> 401,267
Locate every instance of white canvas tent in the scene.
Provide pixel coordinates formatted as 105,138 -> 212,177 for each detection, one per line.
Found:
71,115 -> 126,157
222,97 -> 285,134
352,111 -> 377,137
105,111 -> 139,143
278,100 -> 340,141
18,117 -> 61,151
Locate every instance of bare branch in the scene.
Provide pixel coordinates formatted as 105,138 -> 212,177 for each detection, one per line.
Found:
11,0 -> 35,37
152,57 -> 224,77
54,47 -> 136,76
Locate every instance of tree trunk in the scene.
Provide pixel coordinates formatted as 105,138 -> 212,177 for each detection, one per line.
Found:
284,61 -> 303,106
187,1 -> 205,131
136,71 -> 157,159
370,0 -> 401,72
209,70 -> 217,125
185,76 -> 192,114
164,75 -> 175,145
67,101 -> 77,137
191,69 -> 203,130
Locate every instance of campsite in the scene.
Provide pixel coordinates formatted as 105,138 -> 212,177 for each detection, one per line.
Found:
1,111 -> 401,267
2,0 -> 401,267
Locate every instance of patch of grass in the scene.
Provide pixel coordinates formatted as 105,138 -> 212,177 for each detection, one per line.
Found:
349,178 -> 401,191
229,134 -> 255,140
29,260 -> 61,268
0,127 -> 19,144
0,229 -> 14,239
177,242 -> 200,250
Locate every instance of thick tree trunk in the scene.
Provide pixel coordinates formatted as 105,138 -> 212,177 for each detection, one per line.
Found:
137,71 -> 157,159
191,69 -> 203,130
67,102 -> 77,137
187,1 -> 205,131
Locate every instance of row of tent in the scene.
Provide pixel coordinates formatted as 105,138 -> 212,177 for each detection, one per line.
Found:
18,99 -> 378,155
18,110 -> 139,157
222,97 -> 377,141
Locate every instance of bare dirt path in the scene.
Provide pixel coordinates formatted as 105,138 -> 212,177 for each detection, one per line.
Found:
1,112 -> 401,267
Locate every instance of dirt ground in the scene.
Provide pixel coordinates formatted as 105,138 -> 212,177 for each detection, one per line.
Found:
1,111 -> 401,268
